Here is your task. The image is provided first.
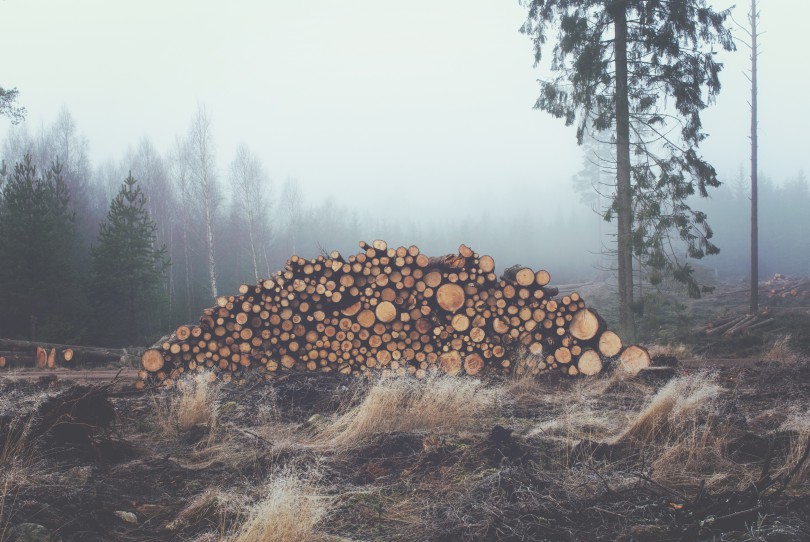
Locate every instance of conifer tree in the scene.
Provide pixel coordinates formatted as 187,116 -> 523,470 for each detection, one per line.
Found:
0,153 -> 82,340
521,0 -> 735,338
90,173 -> 170,345
0,86 -> 25,124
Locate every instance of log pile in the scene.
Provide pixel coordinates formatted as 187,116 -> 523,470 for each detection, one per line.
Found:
0,338 -> 129,369
703,313 -> 776,338
138,241 -> 649,388
765,274 -> 810,306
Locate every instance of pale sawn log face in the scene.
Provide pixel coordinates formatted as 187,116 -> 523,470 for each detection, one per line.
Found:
617,345 -> 651,375
139,241 -> 642,386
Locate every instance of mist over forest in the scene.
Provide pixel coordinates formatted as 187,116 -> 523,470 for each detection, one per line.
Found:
1,0 -> 809,348
2,105 -> 808,347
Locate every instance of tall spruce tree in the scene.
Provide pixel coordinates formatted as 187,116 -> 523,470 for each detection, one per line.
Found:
520,0 -> 734,338
90,173 -> 170,346
0,153 -> 82,340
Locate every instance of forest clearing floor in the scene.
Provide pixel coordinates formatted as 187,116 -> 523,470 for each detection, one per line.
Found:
1,355 -> 809,541
2,278 -> 810,541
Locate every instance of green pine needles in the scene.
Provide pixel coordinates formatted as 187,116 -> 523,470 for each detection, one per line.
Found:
90,172 -> 170,345
0,154 -> 81,340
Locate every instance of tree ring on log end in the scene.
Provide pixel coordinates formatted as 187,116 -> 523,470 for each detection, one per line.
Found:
142,349 -> 165,372
436,283 -> 465,313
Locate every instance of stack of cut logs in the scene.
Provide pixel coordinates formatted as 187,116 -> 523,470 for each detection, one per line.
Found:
139,241 -> 650,388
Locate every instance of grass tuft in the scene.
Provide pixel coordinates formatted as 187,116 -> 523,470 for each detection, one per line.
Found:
226,469 -> 329,542
615,372 -> 721,446
318,374 -> 495,449
155,372 -> 220,438
777,410 -> 810,488
763,334 -> 801,363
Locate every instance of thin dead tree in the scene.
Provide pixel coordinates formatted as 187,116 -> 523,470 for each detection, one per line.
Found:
230,144 -> 272,283
187,105 -> 220,300
732,0 -> 761,313
170,136 -> 196,320
280,178 -> 303,256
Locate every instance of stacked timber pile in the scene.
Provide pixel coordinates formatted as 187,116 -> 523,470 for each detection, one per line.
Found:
138,241 -> 650,388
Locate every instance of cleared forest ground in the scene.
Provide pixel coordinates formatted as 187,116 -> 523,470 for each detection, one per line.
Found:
1,353 -> 809,541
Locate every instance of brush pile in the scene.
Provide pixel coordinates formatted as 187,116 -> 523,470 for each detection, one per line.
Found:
138,241 -> 649,388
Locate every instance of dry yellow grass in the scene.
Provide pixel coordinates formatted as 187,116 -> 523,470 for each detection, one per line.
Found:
226,469 -> 329,542
615,372 -> 721,445
318,374 -> 496,449
612,372 -> 754,491
777,410 -> 810,488
0,417 -> 45,542
166,488 -> 245,534
155,372 -> 220,437
527,378 -> 622,439
763,334 -> 801,363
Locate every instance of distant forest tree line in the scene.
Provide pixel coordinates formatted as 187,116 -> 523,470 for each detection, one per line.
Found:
0,105 -> 807,347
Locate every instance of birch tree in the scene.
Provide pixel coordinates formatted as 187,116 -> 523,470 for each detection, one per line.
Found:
187,105 -> 220,299
229,144 -> 272,283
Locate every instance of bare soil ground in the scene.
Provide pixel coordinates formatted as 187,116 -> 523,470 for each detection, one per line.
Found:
1,354 -> 809,542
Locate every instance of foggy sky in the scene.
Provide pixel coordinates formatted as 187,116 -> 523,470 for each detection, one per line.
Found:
1,0 -> 808,218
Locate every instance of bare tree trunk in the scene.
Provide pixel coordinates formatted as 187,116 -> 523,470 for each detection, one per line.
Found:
263,245 -> 272,278
613,1 -> 636,340
182,212 -> 193,320
248,217 -> 260,283
204,194 -> 218,298
749,0 -> 759,314
189,106 -> 219,300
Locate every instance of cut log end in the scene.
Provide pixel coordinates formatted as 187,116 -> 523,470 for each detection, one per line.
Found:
479,255 -> 495,273
618,345 -> 651,375
464,353 -> 484,376
439,351 -> 462,376
569,308 -> 601,341
375,301 -> 397,323
436,283 -> 465,313
357,309 -> 377,328
598,331 -> 622,357
176,325 -> 191,341
451,314 -> 470,332
141,349 -> 165,372
577,350 -> 603,376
